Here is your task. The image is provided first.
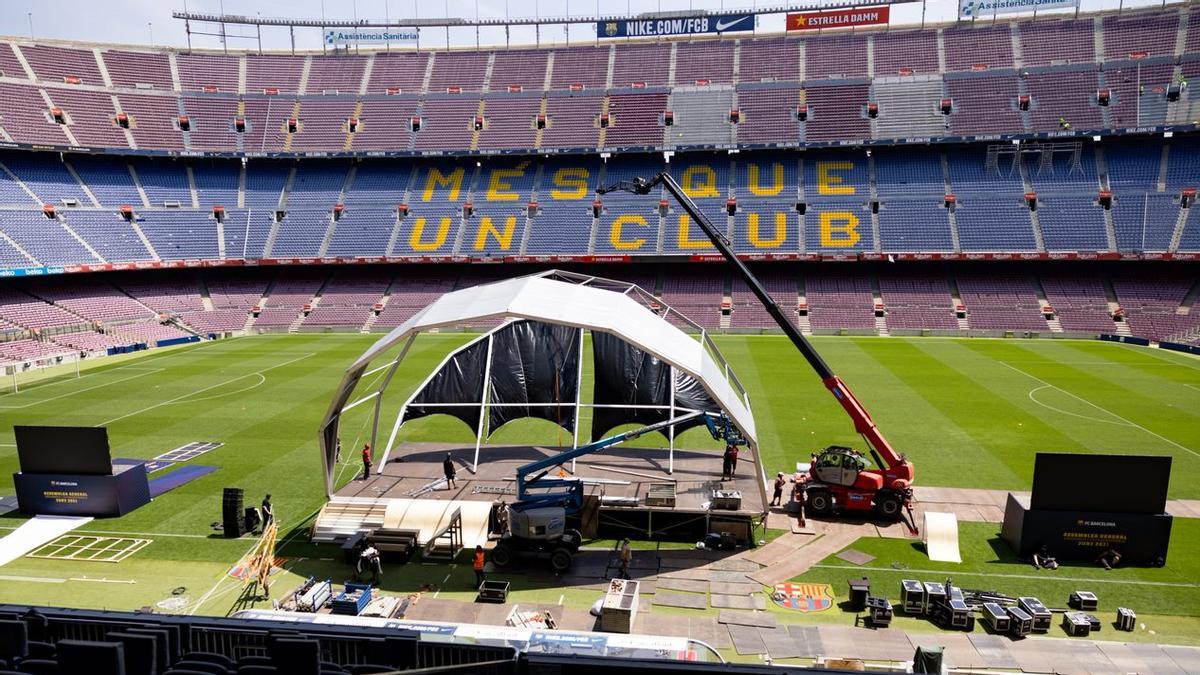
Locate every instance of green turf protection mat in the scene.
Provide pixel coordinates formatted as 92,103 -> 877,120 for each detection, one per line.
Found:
786,625 -> 824,658
651,591 -> 707,610
657,578 -> 708,593
726,624 -> 766,655
1162,645 -> 1200,673
835,549 -> 875,566
708,559 -> 761,572
717,609 -> 775,628
966,634 -> 1019,670
1124,643 -> 1186,674
760,626 -> 807,660
714,581 -> 763,595
710,593 -> 766,610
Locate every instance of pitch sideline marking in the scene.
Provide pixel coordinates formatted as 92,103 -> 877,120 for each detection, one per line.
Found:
1001,361 -> 1200,460
97,352 -> 316,427
0,368 -> 165,410
811,563 -> 1200,588
1026,385 -> 1130,427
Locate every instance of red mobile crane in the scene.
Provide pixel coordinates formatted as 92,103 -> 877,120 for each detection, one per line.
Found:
598,173 -> 916,526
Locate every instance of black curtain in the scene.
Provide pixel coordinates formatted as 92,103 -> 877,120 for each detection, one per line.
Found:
589,331 -> 719,441
487,320 -> 581,436
401,337 -> 489,432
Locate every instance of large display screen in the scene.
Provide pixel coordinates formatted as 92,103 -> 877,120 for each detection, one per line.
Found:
14,425 -> 112,475
1031,452 -> 1170,515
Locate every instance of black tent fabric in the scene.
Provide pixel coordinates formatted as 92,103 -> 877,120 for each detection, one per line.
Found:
487,320 -> 581,435
589,331 -> 719,441
401,336 -> 489,431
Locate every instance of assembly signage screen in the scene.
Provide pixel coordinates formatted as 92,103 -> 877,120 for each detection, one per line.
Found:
597,13 -> 755,39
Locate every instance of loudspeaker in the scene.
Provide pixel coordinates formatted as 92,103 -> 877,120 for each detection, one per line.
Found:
222,488 -> 245,538
244,507 -> 261,533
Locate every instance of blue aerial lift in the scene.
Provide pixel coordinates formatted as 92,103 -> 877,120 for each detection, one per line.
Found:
490,411 -> 745,571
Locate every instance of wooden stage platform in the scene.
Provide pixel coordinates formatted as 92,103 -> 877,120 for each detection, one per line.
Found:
335,442 -> 767,540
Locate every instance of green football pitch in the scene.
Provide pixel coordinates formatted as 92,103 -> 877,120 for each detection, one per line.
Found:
0,333 -> 1196,639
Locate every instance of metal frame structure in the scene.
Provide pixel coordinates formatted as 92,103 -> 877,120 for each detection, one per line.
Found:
318,269 -> 764,511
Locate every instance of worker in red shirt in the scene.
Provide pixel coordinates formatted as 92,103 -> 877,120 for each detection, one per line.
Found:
361,443 -> 372,480
473,545 -> 486,588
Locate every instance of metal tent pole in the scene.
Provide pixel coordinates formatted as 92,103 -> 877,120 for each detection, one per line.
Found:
570,328 -> 584,473
369,333 -> 417,462
472,334 -> 497,474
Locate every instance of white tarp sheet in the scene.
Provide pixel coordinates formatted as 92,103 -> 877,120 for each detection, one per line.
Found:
924,511 -> 962,563
0,515 -> 93,567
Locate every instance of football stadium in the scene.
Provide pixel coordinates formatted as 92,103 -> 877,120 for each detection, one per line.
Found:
0,0 -> 1197,672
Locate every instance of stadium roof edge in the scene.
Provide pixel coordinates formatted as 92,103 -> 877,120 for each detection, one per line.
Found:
0,2 -> 1180,57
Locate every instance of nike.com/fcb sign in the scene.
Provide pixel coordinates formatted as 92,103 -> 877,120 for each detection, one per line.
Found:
787,7 -> 890,31
597,13 -> 755,39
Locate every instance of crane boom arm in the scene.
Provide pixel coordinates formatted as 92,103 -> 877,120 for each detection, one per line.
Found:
597,172 -> 905,472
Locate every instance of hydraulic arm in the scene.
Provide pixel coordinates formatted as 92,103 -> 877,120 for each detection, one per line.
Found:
597,173 -> 911,486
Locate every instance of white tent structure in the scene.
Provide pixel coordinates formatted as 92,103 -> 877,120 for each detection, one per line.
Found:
318,270 -> 764,510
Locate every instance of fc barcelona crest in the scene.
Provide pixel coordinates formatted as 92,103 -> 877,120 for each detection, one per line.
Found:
772,582 -> 834,612
604,22 -> 619,37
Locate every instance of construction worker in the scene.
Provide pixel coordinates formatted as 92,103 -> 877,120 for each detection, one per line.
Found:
1096,547 -> 1122,570
361,443 -> 372,480
260,494 -> 273,531
359,539 -> 382,585
617,538 -> 633,580
1059,117 -> 1072,131
443,452 -> 457,489
722,444 -> 734,480
771,472 -> 787,507
473,545 -> 486,588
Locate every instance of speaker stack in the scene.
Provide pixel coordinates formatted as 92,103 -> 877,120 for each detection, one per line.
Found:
222,487 -> 246,538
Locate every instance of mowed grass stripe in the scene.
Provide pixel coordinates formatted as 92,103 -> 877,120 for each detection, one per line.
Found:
859,339 -> 1069,490
839,338 -> 1027,489
967,341 -> 1200,466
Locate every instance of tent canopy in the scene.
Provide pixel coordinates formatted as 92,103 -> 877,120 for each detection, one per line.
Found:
318,270 -> 759,497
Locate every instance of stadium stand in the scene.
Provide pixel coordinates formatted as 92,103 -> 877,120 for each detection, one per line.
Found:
0,6 -> 1194,350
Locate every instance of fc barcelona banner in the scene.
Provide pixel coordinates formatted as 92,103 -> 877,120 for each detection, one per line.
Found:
597,13 -> 755,39
787,7 -> 890,31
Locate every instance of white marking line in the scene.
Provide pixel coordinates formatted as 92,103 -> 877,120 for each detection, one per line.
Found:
812,563 -> 1200,588
434,573 -> 451,599
0,526 -> 215,539
98,352 -> 315,427
1186,384 -> 1200,392
1027,385 -> 1128,426
162,373 -> 266,406
1001,361 -> 1200,460
0,574 -> 66,584
0,368 -> 165,409
557,594 -> 564,605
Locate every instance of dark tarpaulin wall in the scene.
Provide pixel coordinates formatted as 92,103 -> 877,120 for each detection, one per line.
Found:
401,336 -> 488,432
487,320 -> 581,436
590,331 -> 719,441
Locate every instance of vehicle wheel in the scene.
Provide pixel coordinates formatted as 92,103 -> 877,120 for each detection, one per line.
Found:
549,547 -> 573,572
874,492 -> 903,520
563,528 -> 583,546
491,544 -> 513,567
806,489 -> 834,517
